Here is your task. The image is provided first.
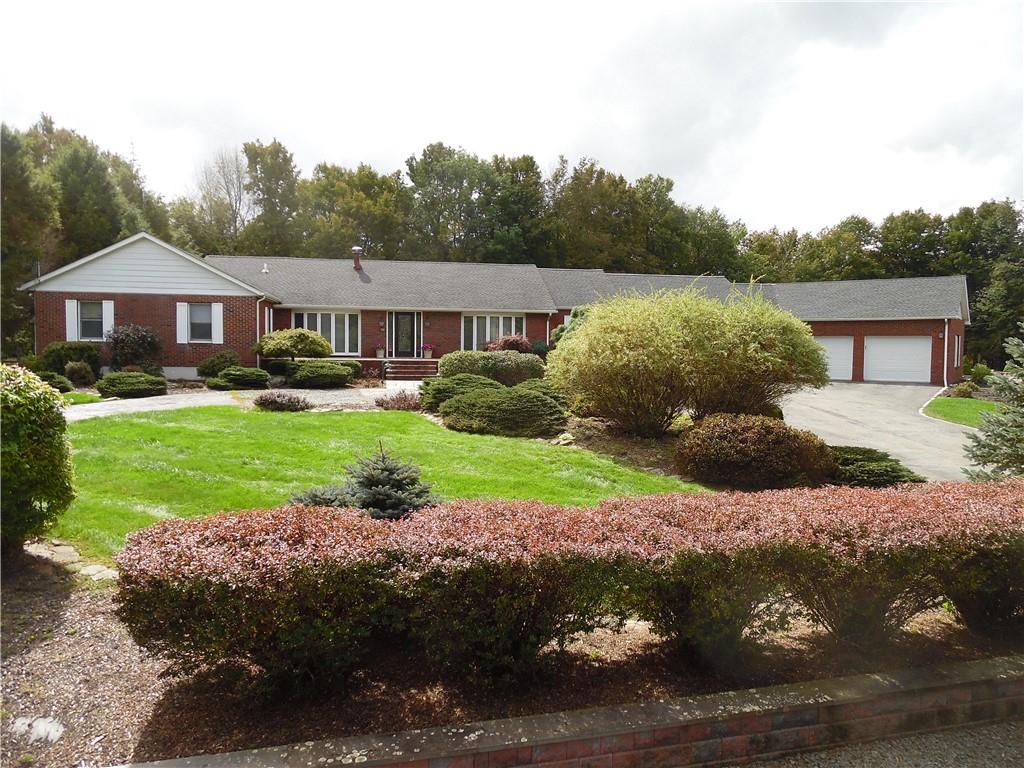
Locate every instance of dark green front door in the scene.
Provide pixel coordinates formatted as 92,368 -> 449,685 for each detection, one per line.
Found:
395,312 -> 416,357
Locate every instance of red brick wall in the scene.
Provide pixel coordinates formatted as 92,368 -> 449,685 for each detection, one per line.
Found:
526,313 -> 552,346
423,311 -> 463,355
33,291 -> 261,367
808,319 -> 964,386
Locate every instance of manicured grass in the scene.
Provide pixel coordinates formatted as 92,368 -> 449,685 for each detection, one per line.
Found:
59,407 -> 703,560
64,391 -> 104,405
923,396 -> 1005,428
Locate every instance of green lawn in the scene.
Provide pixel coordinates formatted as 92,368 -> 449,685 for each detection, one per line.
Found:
923,396 -> 1005,428
64,391 -> 104,405
59,407 -> 702,560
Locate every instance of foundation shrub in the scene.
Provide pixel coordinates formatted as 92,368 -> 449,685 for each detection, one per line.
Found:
419,373 -> 503,412
38,371 -> 74,393
63,361 -> 96,387
676,414 -> 837,489
96,371 -> 167,398
207,366 -> 271,390
106,324 -> 161,371
440,386 -> 568,438
254,329 -> 332,360
115,506 -> 396,690
39,341 -> 103,378
196,351 -> 241,378
486,334 -> 532,353
970,363 -> 993,386
437,350 -> 544,385
263,359 -> 299,378
288,361 -> 353,389
951,381 -> 979,398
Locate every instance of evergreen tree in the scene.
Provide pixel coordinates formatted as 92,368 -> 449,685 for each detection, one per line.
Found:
966,323 -> 1024,480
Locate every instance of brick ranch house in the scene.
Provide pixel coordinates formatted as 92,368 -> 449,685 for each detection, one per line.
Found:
19,232 -> 970,385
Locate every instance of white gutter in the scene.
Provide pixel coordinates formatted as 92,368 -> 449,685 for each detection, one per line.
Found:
942,318 -> 949,388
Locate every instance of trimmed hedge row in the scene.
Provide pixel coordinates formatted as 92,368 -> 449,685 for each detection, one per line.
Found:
117,481 -> 1024,689
437,350 -> 544,385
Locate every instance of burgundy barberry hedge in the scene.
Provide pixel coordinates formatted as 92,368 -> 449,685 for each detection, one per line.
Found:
115,480 -> 1024,690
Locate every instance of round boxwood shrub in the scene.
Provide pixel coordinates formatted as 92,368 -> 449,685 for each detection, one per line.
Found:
676,414 -> 837,490
440,387 -> 568,438
64,360 -> 96,387
39,341 -> 102,377
254,329 -> 332,360
1,365 -> 76,555
197,351 -> 241,378
37,371 -> 74,393
437,350 -> 544,386
207,366 -> 271,391
253,391 -> 312,412
96,371 -> 168,398
288,361 -> 353,389
419,373 -> 504,412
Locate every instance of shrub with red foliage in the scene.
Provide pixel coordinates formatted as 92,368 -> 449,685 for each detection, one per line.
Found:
115,506 -> 396,689
374,389 -> 421,411
115,481 -> 1024,691
485,334 -> 533,353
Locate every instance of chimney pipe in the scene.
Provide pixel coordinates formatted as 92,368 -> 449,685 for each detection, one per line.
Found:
352,246 -> 363,271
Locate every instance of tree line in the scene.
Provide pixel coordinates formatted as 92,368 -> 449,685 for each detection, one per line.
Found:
2,115 -> 1021,364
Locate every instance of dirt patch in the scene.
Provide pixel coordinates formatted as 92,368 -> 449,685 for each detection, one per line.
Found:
566,417 -> 685,477
4,555 -> 1021,768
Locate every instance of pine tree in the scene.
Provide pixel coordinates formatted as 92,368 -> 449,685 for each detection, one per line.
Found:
342,444 -> 438,520
966,323 -> 1024,480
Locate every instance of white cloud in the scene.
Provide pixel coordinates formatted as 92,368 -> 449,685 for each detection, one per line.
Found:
1,0 -> 1020,232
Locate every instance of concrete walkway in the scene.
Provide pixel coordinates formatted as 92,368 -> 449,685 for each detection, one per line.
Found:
784,383 -> 974,481
64,380 -> 422,423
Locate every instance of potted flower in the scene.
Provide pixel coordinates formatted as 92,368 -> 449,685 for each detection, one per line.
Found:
421,343 -> 436,359
375,343 -> 386,359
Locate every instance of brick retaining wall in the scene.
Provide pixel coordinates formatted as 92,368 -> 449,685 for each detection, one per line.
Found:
122,655 -> 1023,768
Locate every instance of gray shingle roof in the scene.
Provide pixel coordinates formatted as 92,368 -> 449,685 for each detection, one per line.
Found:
204,256 -> 558,312
205,254 -> 969,322
757,276 -> 970,322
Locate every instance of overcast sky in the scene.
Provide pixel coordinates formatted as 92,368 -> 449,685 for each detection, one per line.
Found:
2,1 -> 1021,232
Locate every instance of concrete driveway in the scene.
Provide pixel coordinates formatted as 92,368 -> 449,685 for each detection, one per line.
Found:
783,383 -> 975,481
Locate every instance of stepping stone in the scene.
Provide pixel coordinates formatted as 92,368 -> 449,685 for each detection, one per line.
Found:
79,564 -> 105,576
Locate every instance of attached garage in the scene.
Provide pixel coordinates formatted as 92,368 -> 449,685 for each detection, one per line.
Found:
863,336 -> 933,383
817,336 -> 854,380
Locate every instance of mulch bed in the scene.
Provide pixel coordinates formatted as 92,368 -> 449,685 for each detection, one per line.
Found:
3,553 -> 1021,768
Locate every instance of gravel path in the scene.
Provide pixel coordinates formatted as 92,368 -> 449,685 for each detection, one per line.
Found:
64,381 -> 421,422
748,720 -> 1023,767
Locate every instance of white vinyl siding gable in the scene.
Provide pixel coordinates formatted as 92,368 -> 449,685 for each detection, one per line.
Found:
36,238 -> 252,296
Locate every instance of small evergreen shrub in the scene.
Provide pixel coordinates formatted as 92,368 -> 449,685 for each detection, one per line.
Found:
288,361 -> 353,389
37,371 -> 74,393
18,353 -> 42,372
829,445 -> 925,487
513,378 -> 569,410
337,359 -> 362,377
966,323 -> 1024,480
486,334 -> 533,353
419,373 -> 503,412
263,358 -> 299,378
531,340 -> 550,360
970,363 -> 993,387
951,382 -> 979,398
441,387 -> 568,438
197,351 -> 241,378
253,391 -> 312,412
96,372 -> 168,398
291,444 -> 436,521
254,329 -> 332,360
39,341 -> 102,377
437,350 -> 544,385
676,414 -> 837,489
106,324 -> 162,370
63,361 -> 95,387
375,390 -> 421,410
0,365 -> 76,555
206,366 -> 271,391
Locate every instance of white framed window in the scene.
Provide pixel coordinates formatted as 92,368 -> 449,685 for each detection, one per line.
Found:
176,302 -> 223,344
293,310 -> 361,355
79,301 -> 105,340
189,303 -> 213,342
461,314 -> 526,350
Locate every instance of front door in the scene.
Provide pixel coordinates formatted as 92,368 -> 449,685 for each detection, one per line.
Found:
394,312 -> 416,357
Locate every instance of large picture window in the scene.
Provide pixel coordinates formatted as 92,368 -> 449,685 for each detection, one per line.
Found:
462,314 -> 525,350
294,311 -> 360,355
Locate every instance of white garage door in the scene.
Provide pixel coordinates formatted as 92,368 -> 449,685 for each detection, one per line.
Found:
817,336 -> 854,380
864,336 -> 933,383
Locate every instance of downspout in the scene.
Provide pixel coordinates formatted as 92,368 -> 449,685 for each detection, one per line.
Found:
255,296 -> 266,367
942,318 -> 949,388
546,313 -> 552,345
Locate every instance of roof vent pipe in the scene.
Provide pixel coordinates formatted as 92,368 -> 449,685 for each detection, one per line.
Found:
352,246 -> 363,271
260,263 -> 270,274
